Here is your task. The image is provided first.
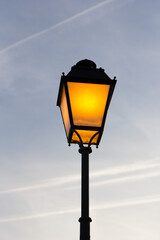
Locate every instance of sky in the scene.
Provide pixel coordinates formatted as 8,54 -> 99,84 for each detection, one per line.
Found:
0,0 -> 160,239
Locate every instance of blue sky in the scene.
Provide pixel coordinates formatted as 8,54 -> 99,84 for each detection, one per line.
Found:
0,0 -> 160,239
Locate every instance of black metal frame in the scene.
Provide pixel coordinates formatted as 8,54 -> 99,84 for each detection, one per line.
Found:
57,74 -> 116,147
79,145 -> 92,240
57,60 -> 117,240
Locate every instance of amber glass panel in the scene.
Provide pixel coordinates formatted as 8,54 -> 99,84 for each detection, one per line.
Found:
67,82 -> 110,127
72,130 -> 99,144
60,86 -> 70,137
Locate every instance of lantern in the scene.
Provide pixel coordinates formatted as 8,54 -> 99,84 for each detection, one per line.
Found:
57,59 -> 116,147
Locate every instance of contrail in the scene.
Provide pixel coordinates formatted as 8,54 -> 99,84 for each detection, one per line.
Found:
0,160 -> 160,194
0,0 -> 116,55
0,194 -> 159,223
90,160 -> 160,178
0,174 -> 80,194
91,170 -> 160,186
0,208 -> 79,223
92,194 -> 160,211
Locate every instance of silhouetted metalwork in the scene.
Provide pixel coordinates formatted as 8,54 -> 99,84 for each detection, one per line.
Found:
57,59 -> 116,240
79,146 -> 92,240
57,59 -> 116,147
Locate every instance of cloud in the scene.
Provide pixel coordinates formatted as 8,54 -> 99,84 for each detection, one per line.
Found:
0,175 -> 80,194
0,160 -> 159,194
0,0 -> 116,55
0,194 -> 159,223
0,208 -> 79,223
90,160 -> 160,178
91,170 -> 160,187
92,194 -> 160,210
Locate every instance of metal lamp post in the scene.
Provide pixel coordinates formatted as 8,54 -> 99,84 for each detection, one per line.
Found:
57,59 -> 116,240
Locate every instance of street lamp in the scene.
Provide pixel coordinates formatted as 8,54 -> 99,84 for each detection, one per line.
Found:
57,59 -> 116,240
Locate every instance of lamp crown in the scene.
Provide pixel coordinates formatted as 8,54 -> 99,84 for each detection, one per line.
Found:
75,59 -> 97,69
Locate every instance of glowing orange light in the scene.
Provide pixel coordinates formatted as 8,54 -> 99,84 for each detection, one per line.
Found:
72,130 -> 99,144
60,86 -> 70,136
57,60 -> 116,146
67,82 -> 110,127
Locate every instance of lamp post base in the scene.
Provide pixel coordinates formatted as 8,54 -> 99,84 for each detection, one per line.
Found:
79,217 -> 92,240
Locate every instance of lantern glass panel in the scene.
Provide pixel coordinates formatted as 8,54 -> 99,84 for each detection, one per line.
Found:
67,82 -> 110,127
60,86 -> 71,137
72,130 -> 99,144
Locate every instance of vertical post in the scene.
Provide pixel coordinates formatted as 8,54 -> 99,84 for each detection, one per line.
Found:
79,146 -> 92,240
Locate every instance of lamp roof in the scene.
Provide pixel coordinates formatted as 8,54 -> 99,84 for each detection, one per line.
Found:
75,59 -> 97,69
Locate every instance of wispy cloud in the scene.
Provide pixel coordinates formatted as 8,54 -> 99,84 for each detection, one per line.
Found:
0,194 -> 159,223
0,160 -> 159,194
92,194 -> 160,210
90,160 -> 160,178
0,0 -> 116,55
91,170 -> 160,186
0,175 -> 80,194
0,208 -> 79,223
